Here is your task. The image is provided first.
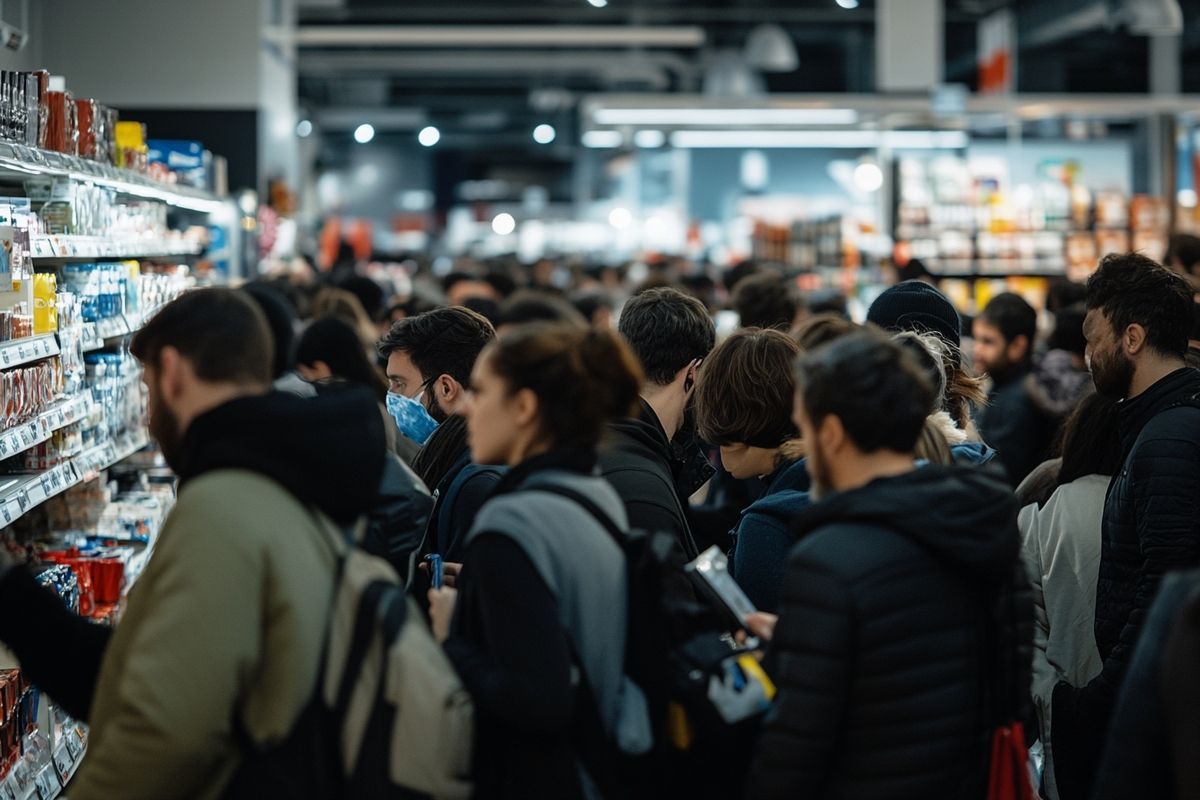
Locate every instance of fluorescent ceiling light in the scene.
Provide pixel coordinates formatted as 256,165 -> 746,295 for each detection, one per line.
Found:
635,130 -> 666,148
492,213 -> 516,236
354,123 -> 375,144
533,124 -> 557,144
587,0 -> 608,6
296,119 -> 313,138
836,0 -> 860,9
582,130 -> 623,148
593,108 -> 858,126
418,126 -> 441,147
669,130 -> 968,149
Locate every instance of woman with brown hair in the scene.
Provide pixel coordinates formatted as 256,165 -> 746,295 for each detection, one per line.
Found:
427,322 -> 651,800
692,328 -> 811,614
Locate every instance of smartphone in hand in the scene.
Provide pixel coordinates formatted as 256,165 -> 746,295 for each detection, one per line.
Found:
426,554 -> 444,590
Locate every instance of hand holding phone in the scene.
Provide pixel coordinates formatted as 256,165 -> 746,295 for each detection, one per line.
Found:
425,554 -> 444,589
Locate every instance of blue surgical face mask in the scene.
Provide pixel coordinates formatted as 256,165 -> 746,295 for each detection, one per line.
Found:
386,389 -> 439,445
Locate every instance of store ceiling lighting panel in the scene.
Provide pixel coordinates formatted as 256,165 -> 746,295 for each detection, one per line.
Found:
592,108 -> 858,126
669,130 -> 968,149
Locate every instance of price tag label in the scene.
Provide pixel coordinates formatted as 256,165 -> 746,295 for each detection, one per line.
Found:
1,503 -> 12,525
0,438 -> 8,457
1,348 -> 12,366
31,238 -> 54,258
15,491 -> 28,512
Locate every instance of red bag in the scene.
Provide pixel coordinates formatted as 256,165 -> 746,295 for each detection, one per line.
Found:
986,721 -> 1033,800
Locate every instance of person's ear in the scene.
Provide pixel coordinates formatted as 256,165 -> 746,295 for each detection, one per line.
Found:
512,387 -> 540,430
1008,334 -> 1030,364
682,358 -> 702,394
158,346 -> 187,404
818,413 -> 846,456
1123,323 -> 1149,356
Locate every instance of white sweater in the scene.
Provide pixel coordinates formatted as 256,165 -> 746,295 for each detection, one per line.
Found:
1018,474 -> 1109,800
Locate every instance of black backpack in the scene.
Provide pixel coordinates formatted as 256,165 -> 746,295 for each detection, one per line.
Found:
534,485 -> 774,800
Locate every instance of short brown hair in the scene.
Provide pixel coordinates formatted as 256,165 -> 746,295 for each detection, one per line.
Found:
793,313 -> 858,351
131,288 -> 273,385
488,323 -> 643,451
694,328 -> 801,447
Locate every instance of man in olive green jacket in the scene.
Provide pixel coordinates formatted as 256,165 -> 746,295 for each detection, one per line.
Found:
0,289 -> 386,799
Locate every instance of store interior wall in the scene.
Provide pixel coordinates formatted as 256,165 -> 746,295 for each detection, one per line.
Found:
968,139 -> 1133,193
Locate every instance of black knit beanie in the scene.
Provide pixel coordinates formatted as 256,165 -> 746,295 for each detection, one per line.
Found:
866,280 -> 961,349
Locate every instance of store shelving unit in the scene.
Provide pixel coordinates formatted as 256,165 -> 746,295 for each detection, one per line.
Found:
31,236 -> 204,262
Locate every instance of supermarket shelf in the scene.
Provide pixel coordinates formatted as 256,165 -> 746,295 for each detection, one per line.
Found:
0,335 -> 59,371
31,235 -> 204,262
1,726 -> 86,800
0,397 -> 94,463
80,305 -> 166,352
0,142 -> 222,214
0,430 -> 149,530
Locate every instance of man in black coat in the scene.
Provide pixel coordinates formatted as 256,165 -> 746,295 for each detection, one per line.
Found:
973,292 -> 1049,486
1051,253 -> 1200,800
599,287 -> 715,558
745,332 -> 1031,800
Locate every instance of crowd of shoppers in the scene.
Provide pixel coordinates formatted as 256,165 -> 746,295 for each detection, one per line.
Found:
0,244 -> 1196,799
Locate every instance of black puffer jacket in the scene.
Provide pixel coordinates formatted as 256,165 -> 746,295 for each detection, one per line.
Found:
1051,367 -> 1200,800
598,400 -> 701,558
746,465 -> 1031,800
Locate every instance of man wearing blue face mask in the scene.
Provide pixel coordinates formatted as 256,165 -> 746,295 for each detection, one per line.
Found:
378,306 -> 500,567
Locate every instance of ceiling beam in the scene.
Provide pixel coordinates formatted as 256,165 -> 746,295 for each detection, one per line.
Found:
291,25 -> 707,48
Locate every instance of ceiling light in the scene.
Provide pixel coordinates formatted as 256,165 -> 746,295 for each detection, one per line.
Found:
492,213 -> 516,235
669,130 -> 968,149
296,119 -> 313,138
744,24 -> 798,72
587,0 -> 608,6
418,126 -> 441,147
592,108 -> 858,126
634,130 -> 666,148
533,124 -> 557,144
1179,189 -> 1198,208
836,0 -> 860,9
582,130 -> 623,148
853,162 -> 884,192
609,207 -> 633,230
353,123 -> 375,144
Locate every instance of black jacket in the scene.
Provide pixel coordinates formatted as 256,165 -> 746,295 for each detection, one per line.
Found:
598,400 -> 701,559
360,453 -> 433,583
746,465 -> 1032,800
1051,367 -> 1200,800
977,367 -> 1049,486
0,388 -> 388,722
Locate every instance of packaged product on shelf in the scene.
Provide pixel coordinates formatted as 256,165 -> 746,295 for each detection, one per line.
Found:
44,90 -> 77,156
75,98 -> 99,160
147,140 -> 208,189
115,120 -> 147,172
32,273 -> 56,335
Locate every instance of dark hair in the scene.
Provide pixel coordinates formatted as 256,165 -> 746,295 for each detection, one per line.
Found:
618,286 -> 715,385
240,282 -> 298,379
1046,278 -> 1087,314
297,316 -> 388,400
378,306 -> 496,387
1166,233 -> 1200,273
978,292 -> 1038,354
1192,301 -> 1200,342
795,331 -> 935,454
793,313 -> 859,351
806,290 -> 849,319
571,291 -> 613,325
1086,252 -> 1194,358
731,271 -> 803,331
1056,392 -> 1122,486
334,275 -> 386,321
132,288 -> 273,385
498,290 -> 587,329
694,328 -> 801,447
722,260 -> 759,293
442,271 -> 478,295
1047,304 -> 1087,356
463,297 -> 501,327
487,323 -> 643,451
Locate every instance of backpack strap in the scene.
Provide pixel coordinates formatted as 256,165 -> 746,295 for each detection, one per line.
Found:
526,482 -> 626,545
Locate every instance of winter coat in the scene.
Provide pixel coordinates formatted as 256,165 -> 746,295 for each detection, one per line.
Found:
1093,569 -> 1200,800
729,458 -> 812,614
360,453 -> 432,583
745,465 -> 1032,800
598,400 -> 700,558
0,389 -> 387,800
977,368 -> 1050,486
1051,367 -> 1200,800
1017,475 -> 1108,800
443,450 -> 646,800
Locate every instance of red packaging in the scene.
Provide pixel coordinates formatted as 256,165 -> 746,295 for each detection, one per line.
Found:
45,90 -> 77,155
76,98 -> 97,159
89,557 -> 124,608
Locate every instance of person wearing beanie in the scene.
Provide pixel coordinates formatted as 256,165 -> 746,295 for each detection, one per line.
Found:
866,282 -> 994,467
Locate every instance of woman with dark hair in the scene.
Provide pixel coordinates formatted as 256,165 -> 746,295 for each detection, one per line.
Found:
1018,392 -> 1122,800
427,323 -> 650,800
295,316 -> 388,401
692,328 -> 808,614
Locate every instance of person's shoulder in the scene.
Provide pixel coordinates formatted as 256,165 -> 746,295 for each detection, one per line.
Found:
789,519 -> 909,575
174,469 -> 322,541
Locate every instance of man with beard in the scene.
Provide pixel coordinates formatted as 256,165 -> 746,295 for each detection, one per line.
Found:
1050,253 -> 1200,800
973,292 -> 1046,485
744,331 -> 1030,800
378,306 -> 498,563
0,289 -> 388,799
